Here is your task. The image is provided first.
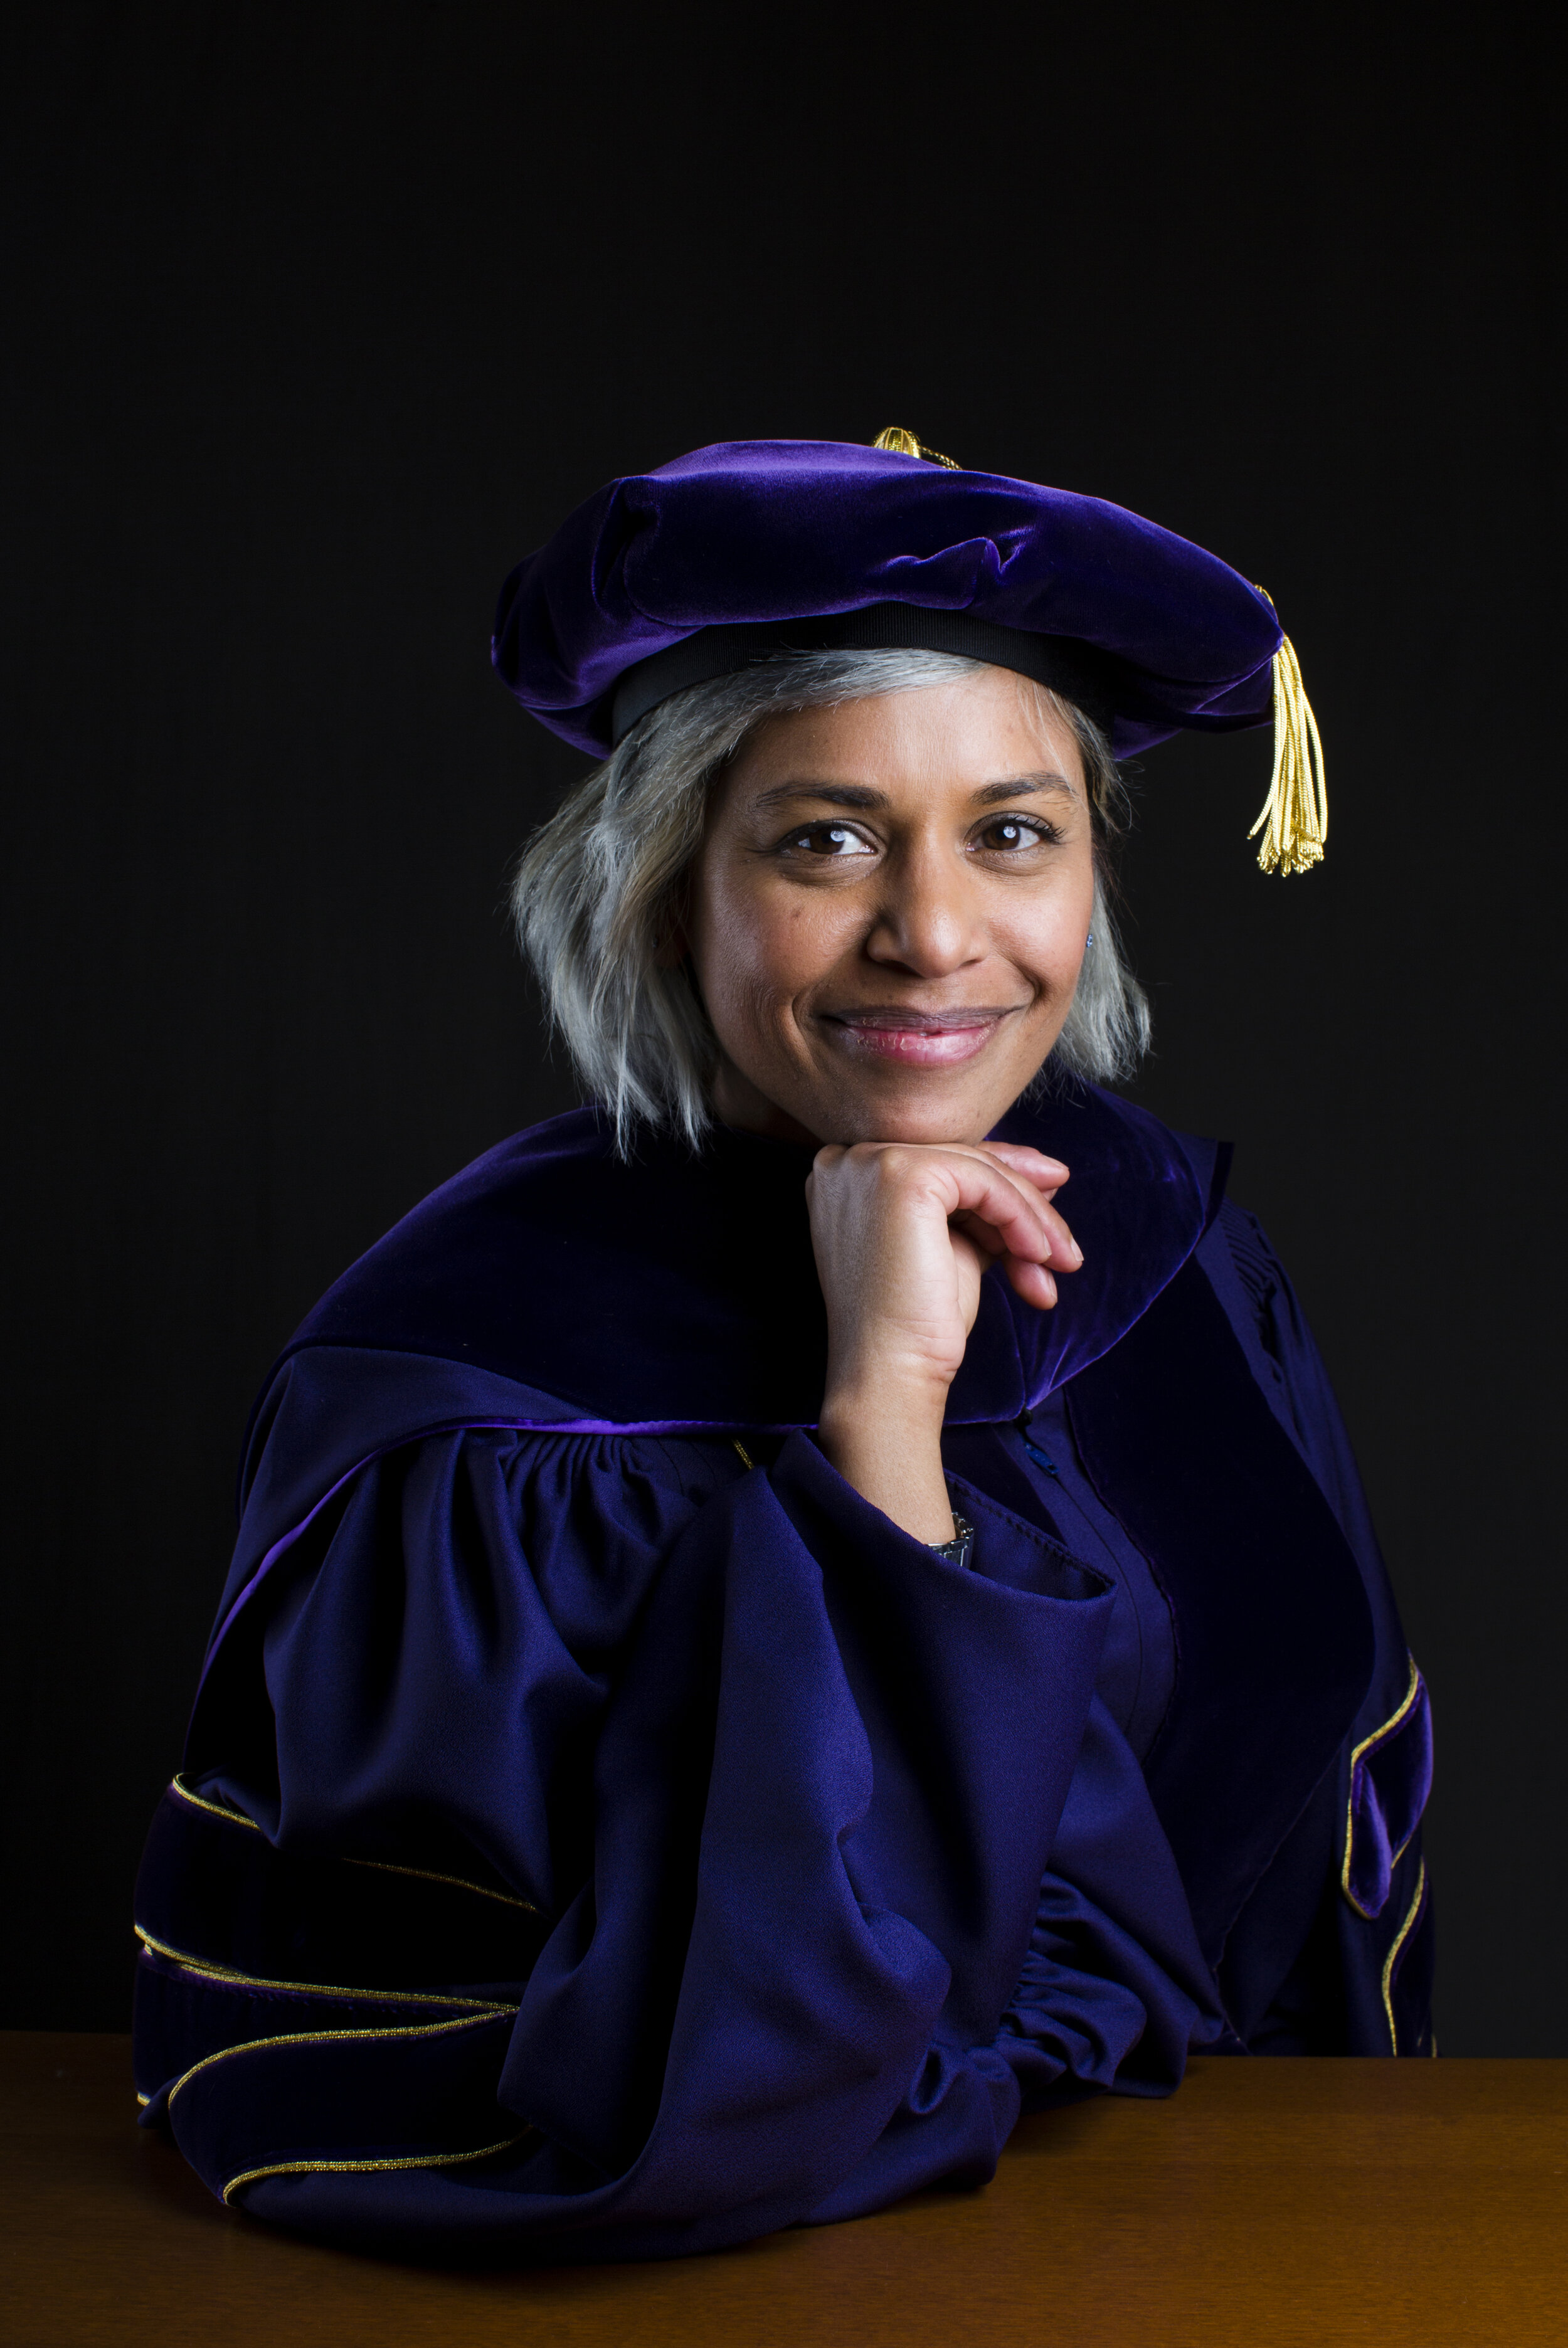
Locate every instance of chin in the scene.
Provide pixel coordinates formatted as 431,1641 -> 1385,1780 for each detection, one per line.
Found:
812,1081 -> 1005,1150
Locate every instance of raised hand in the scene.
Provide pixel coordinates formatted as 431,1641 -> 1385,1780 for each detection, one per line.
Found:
807,1141 -> 1079,1543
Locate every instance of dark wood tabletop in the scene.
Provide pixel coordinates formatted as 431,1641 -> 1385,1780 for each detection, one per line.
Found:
3,2032 -> 1563,2346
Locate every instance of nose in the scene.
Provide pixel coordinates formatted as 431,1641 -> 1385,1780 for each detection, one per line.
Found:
863,836 -> 985,979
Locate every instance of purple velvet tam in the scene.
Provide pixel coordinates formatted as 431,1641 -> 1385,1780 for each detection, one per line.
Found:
491,438 -> 1284,762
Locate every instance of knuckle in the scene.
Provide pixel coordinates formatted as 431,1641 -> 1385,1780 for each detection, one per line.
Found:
869,1145 -> 914,1185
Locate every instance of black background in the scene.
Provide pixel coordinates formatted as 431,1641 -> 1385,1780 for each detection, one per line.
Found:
4,5 -> 1560,2050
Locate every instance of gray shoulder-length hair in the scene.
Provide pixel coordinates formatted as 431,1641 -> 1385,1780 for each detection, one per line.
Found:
511,648 -> 1150,1149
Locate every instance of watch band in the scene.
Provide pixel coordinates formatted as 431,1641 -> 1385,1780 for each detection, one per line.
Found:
927,1513 -> 975,1570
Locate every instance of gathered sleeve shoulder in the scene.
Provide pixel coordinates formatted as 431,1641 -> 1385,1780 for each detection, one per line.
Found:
199,1425 -> 719,1918
160,1392 -> 1221,2258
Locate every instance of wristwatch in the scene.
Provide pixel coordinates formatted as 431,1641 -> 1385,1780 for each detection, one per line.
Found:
928,1513 -> 975,1570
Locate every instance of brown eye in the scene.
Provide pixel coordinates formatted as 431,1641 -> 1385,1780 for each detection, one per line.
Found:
785,823 -> 876,857
975,815 -> 1052,852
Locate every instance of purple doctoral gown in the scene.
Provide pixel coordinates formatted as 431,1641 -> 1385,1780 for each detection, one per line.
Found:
132,1079 -> 1433,2260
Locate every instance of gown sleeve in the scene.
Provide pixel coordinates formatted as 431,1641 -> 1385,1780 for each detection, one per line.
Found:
168,1415 -> 1222,2260
1198,1200 -> 1434,2056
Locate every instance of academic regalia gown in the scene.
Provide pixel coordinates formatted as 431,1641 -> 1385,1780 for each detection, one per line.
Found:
132,1080 -> 1433,2260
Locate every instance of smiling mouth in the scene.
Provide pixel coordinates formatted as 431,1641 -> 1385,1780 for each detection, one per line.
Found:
822,1007 -> 1024,1068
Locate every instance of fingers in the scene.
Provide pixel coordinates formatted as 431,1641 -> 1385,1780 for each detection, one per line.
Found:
807,1139 -> 1081,1327
1004,1256 -> 1059,1310
813,1140 -> 1081,1271
953,1212 -> 1062,1309
924,1146 -> 1083,1317
946,1149 -> 1082,1274
978,1141 -> 1070,1196
943,1145 -> 1079,1257
1039,1198 -> 1081,1269
919,1149 -> 1076,1277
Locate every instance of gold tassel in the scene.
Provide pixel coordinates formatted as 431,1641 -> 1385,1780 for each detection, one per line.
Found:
1248,597 -> 1327,875
863,487 -> 1324,871
872,425 -> 961,471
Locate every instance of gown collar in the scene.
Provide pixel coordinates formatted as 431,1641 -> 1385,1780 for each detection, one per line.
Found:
281,1079 -> 1222,1434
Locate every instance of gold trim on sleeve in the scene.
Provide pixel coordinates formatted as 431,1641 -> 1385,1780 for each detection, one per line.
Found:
167,2012 -> 506,2111
158,2012 -> 532,2201
221,2130 -> 531,2206
341,1856 -> 540,1913
1342,1653 -> 1424,1918
134,1925 -> 518,2015
170,1774 -> 263,1831
167,1777 -> 542,1913
1380,1859 -> 1428,2055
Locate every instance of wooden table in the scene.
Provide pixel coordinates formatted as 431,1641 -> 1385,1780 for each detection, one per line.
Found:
3,2033 -> 1564,2346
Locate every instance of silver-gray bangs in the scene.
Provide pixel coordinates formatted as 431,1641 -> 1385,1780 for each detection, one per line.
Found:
510,649 -> 1151,1150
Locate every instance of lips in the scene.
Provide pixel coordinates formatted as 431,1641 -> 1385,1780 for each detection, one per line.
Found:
823,1007 -> 1020,1069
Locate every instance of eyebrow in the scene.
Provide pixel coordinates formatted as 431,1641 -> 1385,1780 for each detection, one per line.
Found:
750,771 -> 1079,814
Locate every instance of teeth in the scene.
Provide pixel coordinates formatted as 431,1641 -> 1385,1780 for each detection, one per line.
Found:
842,1017 -> 994,1032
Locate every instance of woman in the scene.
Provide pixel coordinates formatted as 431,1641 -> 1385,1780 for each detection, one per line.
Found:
132,433 -> 1432,2260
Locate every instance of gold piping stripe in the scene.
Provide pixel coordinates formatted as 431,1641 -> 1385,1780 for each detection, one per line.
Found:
1387,1819 -> 1421,1876
171,1774 -> 262,1832
134,1927 -> 516,2016
1341,1653 -> 1424,1918
166,2011 -> 507,2112
136,2092 -> 150,2107
168,1777 -> 541,1915
1380,1859 -> 1428,2055
342,1856 -> 540,1915
732,1439 -> 756,1471
1349,1653 -> 1424,1776
223,2130 -> 532,2206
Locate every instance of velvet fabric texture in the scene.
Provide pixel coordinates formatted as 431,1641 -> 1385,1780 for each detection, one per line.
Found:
490,440 -> 1285,761
1343,1664 -> 1434,1921
134,1083 -> 1432,2261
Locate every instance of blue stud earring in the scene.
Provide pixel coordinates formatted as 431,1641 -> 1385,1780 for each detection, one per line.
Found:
1085,929 -> 1095,949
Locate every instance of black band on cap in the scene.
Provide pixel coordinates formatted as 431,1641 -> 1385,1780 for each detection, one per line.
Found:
610,605 -> 1121,746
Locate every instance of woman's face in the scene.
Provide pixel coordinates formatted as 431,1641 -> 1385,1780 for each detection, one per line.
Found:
684,667 -> 1098,1146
